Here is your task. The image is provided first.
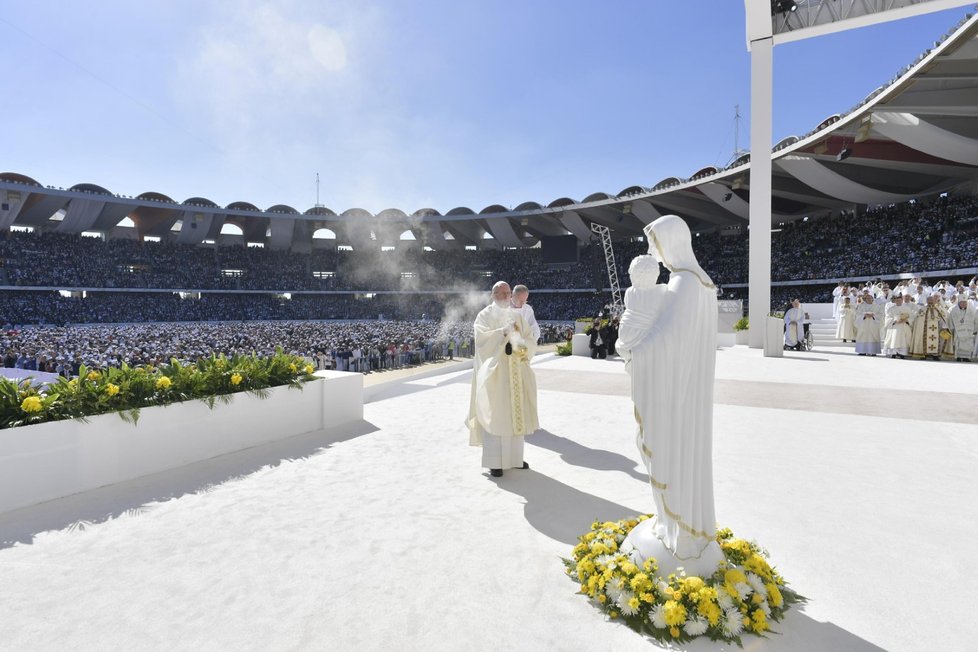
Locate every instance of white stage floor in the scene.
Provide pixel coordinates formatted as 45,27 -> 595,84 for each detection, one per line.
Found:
0,346 -> 975,651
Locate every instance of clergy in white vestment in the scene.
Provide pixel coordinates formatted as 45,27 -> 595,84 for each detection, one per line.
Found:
836,297 -> 857,342
910,296 -> 948,359
615,215 -> 723,577
783,299 -> 805,350
510,284 -> 541,343
832,283 -> 845,320
882,295 -> 913,358
948,298 -> 977,361
854,293 -> 883,355
467,281 -> 539,477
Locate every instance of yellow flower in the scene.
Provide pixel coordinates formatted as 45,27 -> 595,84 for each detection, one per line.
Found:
68,379 -> 78,387
669,627 -> 680,638
230,373 -> 243,386
304,364 -> 314,374
766,583 -> 783,608
699,601 -> 722,626
609,611 -> 619,619
724,569 -> 747,586
682,576 -> 705,595
627,596 -> 640,611
289,363 -> 298,373
745,554 -> 773,579
619,561 -> 638,576
662,600 -> 687,626
630,572 -> 652,593
752,608 -> 769,632
640,592 -> 654,603
21,396 -> 43,413
597,594 -> 606,604
86,371 -> 99,381
155,376 -> 172,390
105,383 -> 120,397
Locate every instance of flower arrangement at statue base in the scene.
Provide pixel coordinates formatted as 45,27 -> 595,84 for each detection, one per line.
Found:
563,515 -> 804,645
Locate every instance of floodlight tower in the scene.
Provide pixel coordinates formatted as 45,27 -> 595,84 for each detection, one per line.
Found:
743,0 -> 974,349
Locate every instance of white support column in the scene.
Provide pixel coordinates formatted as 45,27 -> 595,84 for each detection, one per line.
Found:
748,36 -> 773,349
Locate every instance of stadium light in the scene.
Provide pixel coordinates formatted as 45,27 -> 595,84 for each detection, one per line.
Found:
771,0 -> 797,15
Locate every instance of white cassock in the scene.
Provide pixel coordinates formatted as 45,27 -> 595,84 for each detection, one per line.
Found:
467,303 -> 539,470
783,307 -> 804,348
836,304 -> 856,341
512,302 -> 541,343
855,302 -> 883,354
882,304 -> 914,356
616,215 -> 723,575
948,305 -> 977,358
832,286 -> 844,320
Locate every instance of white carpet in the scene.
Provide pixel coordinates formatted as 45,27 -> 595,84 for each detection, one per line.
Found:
0,347 -> 975,651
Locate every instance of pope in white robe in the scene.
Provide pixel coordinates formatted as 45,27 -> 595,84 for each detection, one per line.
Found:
615,215 -> 723,577
882,298 -> 913,358
467,281 -> 539,476
948,299 -> 977,360
854,296 -> 883,355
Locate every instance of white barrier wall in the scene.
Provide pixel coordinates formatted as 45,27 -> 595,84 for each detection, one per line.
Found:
0,371 -> 363,515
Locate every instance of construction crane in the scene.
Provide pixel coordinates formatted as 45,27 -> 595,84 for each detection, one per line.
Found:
589,222 -> 624,317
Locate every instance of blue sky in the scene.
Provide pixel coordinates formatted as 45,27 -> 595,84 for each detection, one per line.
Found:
0,1 -> 973,213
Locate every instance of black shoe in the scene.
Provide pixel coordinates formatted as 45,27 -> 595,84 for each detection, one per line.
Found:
489,468 -> 503,477
505,343 -> 512,355
520,462 -> 530,470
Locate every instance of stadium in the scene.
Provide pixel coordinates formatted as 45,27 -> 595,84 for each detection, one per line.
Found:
1,2 -> 977,650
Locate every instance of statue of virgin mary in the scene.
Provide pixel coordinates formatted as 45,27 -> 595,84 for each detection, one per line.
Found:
616,215 -> 724,577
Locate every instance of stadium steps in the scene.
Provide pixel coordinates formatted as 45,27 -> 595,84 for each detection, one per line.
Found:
810,318 -> 851,347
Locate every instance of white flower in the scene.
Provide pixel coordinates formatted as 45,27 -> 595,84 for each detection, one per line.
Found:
595,554 -> 614,568
717,588 -> 734,611
734,582 -> 753,600
723,608 -> 745,637
656,580 -> 670,594
683,615 -> 709,636
617,590 -> 639,616
605,576 -> 625,602
747,572 -> 768,598
759,599 -> 771,617
649,604 -> 668,629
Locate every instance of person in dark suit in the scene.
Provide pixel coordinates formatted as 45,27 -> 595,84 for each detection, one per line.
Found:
589,318 -> 607,359
607,317 -> 619,356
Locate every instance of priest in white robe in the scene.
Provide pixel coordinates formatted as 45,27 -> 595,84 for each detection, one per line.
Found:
911,296 -> 947,360
784,299 -> 805,350
836,296 -> 856,342
855,293 -> 883,356
948,297 -> 977,361
882,295 -> 913,358
616,215 -> 723,577
467,281 -> 539,477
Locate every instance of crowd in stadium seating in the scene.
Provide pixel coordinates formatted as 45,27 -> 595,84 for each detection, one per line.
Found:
0,316 -> 573,375
1,193 -> 976,325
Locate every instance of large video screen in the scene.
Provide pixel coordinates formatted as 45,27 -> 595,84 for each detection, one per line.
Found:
540,235 -> 579,264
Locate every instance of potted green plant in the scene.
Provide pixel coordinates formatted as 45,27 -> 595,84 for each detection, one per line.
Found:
733,316 -> 749,345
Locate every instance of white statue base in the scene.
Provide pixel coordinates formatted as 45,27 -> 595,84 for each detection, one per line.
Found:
622,517 -> 725,579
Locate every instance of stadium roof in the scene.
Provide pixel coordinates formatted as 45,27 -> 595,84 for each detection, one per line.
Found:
2,10 -> 978,251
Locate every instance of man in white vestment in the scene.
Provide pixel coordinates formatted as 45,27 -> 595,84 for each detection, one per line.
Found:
784,299 -> 805,350
882,295 -> 913,358
836,296 -> 856,342
467,281 -> 539,477
911,296 -> 948,360
855,292 -> 883,356
948,297 -> 977,362
510,284 -> 541,343
616,215 -> 723,577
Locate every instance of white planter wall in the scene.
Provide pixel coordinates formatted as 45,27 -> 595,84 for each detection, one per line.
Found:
0,370 -> 362,515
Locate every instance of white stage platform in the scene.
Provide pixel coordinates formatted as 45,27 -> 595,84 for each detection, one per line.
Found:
0,346 -> 975,650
